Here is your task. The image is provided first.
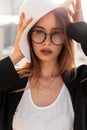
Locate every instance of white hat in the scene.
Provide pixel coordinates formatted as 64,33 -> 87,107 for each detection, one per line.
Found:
19,0 -> 72,62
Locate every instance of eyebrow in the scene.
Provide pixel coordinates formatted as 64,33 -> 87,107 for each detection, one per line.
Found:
33,26 -> 63,31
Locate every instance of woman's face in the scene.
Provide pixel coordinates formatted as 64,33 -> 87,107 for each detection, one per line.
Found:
31,12 -> 64,63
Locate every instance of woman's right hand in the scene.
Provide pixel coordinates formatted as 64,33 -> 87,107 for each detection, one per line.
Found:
68,0 -> 84,22
9,13 -> 33,64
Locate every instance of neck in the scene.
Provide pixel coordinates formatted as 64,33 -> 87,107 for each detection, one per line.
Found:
40,60 -> 59,78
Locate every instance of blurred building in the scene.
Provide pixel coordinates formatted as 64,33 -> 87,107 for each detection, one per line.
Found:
0,0 -> 23,58
0,0 -> 23,15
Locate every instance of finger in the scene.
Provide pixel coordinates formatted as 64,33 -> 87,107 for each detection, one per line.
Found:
21,17 -> 33,31
70,0 -> 80,15
17,12 -> 25,32
76,0 -> 81,9
72,0 -> 76,13
19,17 -> 33,36
68,1 -> 75,16
68,8 -> 74,16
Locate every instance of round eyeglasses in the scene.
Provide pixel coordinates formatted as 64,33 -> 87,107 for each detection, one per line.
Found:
30,30 -> 64,46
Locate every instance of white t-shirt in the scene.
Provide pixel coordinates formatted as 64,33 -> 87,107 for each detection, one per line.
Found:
13,83 -> 74,130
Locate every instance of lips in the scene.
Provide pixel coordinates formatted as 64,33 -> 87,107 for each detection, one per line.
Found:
40,48 -> 52,55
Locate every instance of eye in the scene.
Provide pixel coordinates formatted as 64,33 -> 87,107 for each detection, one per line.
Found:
31,30 -> 45,43
52,31 -> 62,35
52,32 -> 62,39
51,31 -> 64,44
32,30 -> 44,34
32,30 -> 45,38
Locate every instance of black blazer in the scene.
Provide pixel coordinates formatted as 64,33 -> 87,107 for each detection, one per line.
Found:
0,22 -> 87,130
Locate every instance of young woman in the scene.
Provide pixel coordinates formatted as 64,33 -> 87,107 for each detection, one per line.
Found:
0,0 -> 87,130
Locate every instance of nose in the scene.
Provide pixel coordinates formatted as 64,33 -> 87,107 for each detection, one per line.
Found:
43,34 -> 51,45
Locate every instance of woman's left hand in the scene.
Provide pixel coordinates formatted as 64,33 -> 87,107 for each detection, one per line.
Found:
9,13 -> 33,64
68,0 -> 84,22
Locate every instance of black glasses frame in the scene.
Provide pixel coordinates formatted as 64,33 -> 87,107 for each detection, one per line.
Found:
30,30 -> 64,46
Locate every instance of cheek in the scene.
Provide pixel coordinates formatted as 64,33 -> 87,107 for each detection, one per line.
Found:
32,43 -> 40,56
54,45 -> 63,56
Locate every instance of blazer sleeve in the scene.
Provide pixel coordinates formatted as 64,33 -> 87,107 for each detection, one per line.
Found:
67,22 -> 87,56
0,56 -> 20,91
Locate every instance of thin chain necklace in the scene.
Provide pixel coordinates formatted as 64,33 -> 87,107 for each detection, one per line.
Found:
38,76 -> 57,95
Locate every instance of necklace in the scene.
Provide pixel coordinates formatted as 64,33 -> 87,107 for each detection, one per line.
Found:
38,76 -> 57,95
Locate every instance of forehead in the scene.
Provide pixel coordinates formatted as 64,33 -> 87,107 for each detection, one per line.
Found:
34,12 -> 61,28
